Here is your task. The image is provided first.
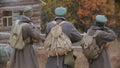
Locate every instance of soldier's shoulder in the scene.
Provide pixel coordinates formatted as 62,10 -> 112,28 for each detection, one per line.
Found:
21,23 -> 30,27
63,21 -> 73,26
21,23 -> 33,30
46,21 -> 54,25
46,21 -> 57,27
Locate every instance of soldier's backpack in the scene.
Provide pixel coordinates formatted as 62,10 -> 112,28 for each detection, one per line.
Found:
44,21 -> 72,56
10,22 -> 28,50
80,30 -> 103,60
0,46 -> 10,64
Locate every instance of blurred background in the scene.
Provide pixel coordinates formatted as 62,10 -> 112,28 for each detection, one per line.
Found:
0,0 -> 120,68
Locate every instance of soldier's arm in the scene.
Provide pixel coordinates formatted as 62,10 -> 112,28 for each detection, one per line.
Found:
28,24 -> 45,41
69,23 -> 83,43
45,22 -> 54,37
98,29 -> 116,42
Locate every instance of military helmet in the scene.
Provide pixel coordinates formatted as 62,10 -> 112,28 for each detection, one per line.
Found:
96,15 -> 108,24
55,7 -> 67,16
23,6 -> 33,17
23,6 -> 33,13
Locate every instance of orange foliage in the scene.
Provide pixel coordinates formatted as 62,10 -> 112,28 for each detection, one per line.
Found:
40,0 -> 115,32
77,0 -> 115,28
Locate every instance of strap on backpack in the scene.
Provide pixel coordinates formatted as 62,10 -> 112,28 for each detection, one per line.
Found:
87,29 -> 101,37
52,21 -> 65,26
93,30 -> 101,37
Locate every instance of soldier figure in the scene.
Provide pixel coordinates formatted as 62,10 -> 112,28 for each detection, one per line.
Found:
45,7 -> 83,68
88,15 -> 116,68
9,7 -> 44,68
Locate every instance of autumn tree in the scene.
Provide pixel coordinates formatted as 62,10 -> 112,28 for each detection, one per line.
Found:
115,0 -> 120,39
40,0 -> 115,32
40,0 -> 80,32
77,0 -> 115,30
